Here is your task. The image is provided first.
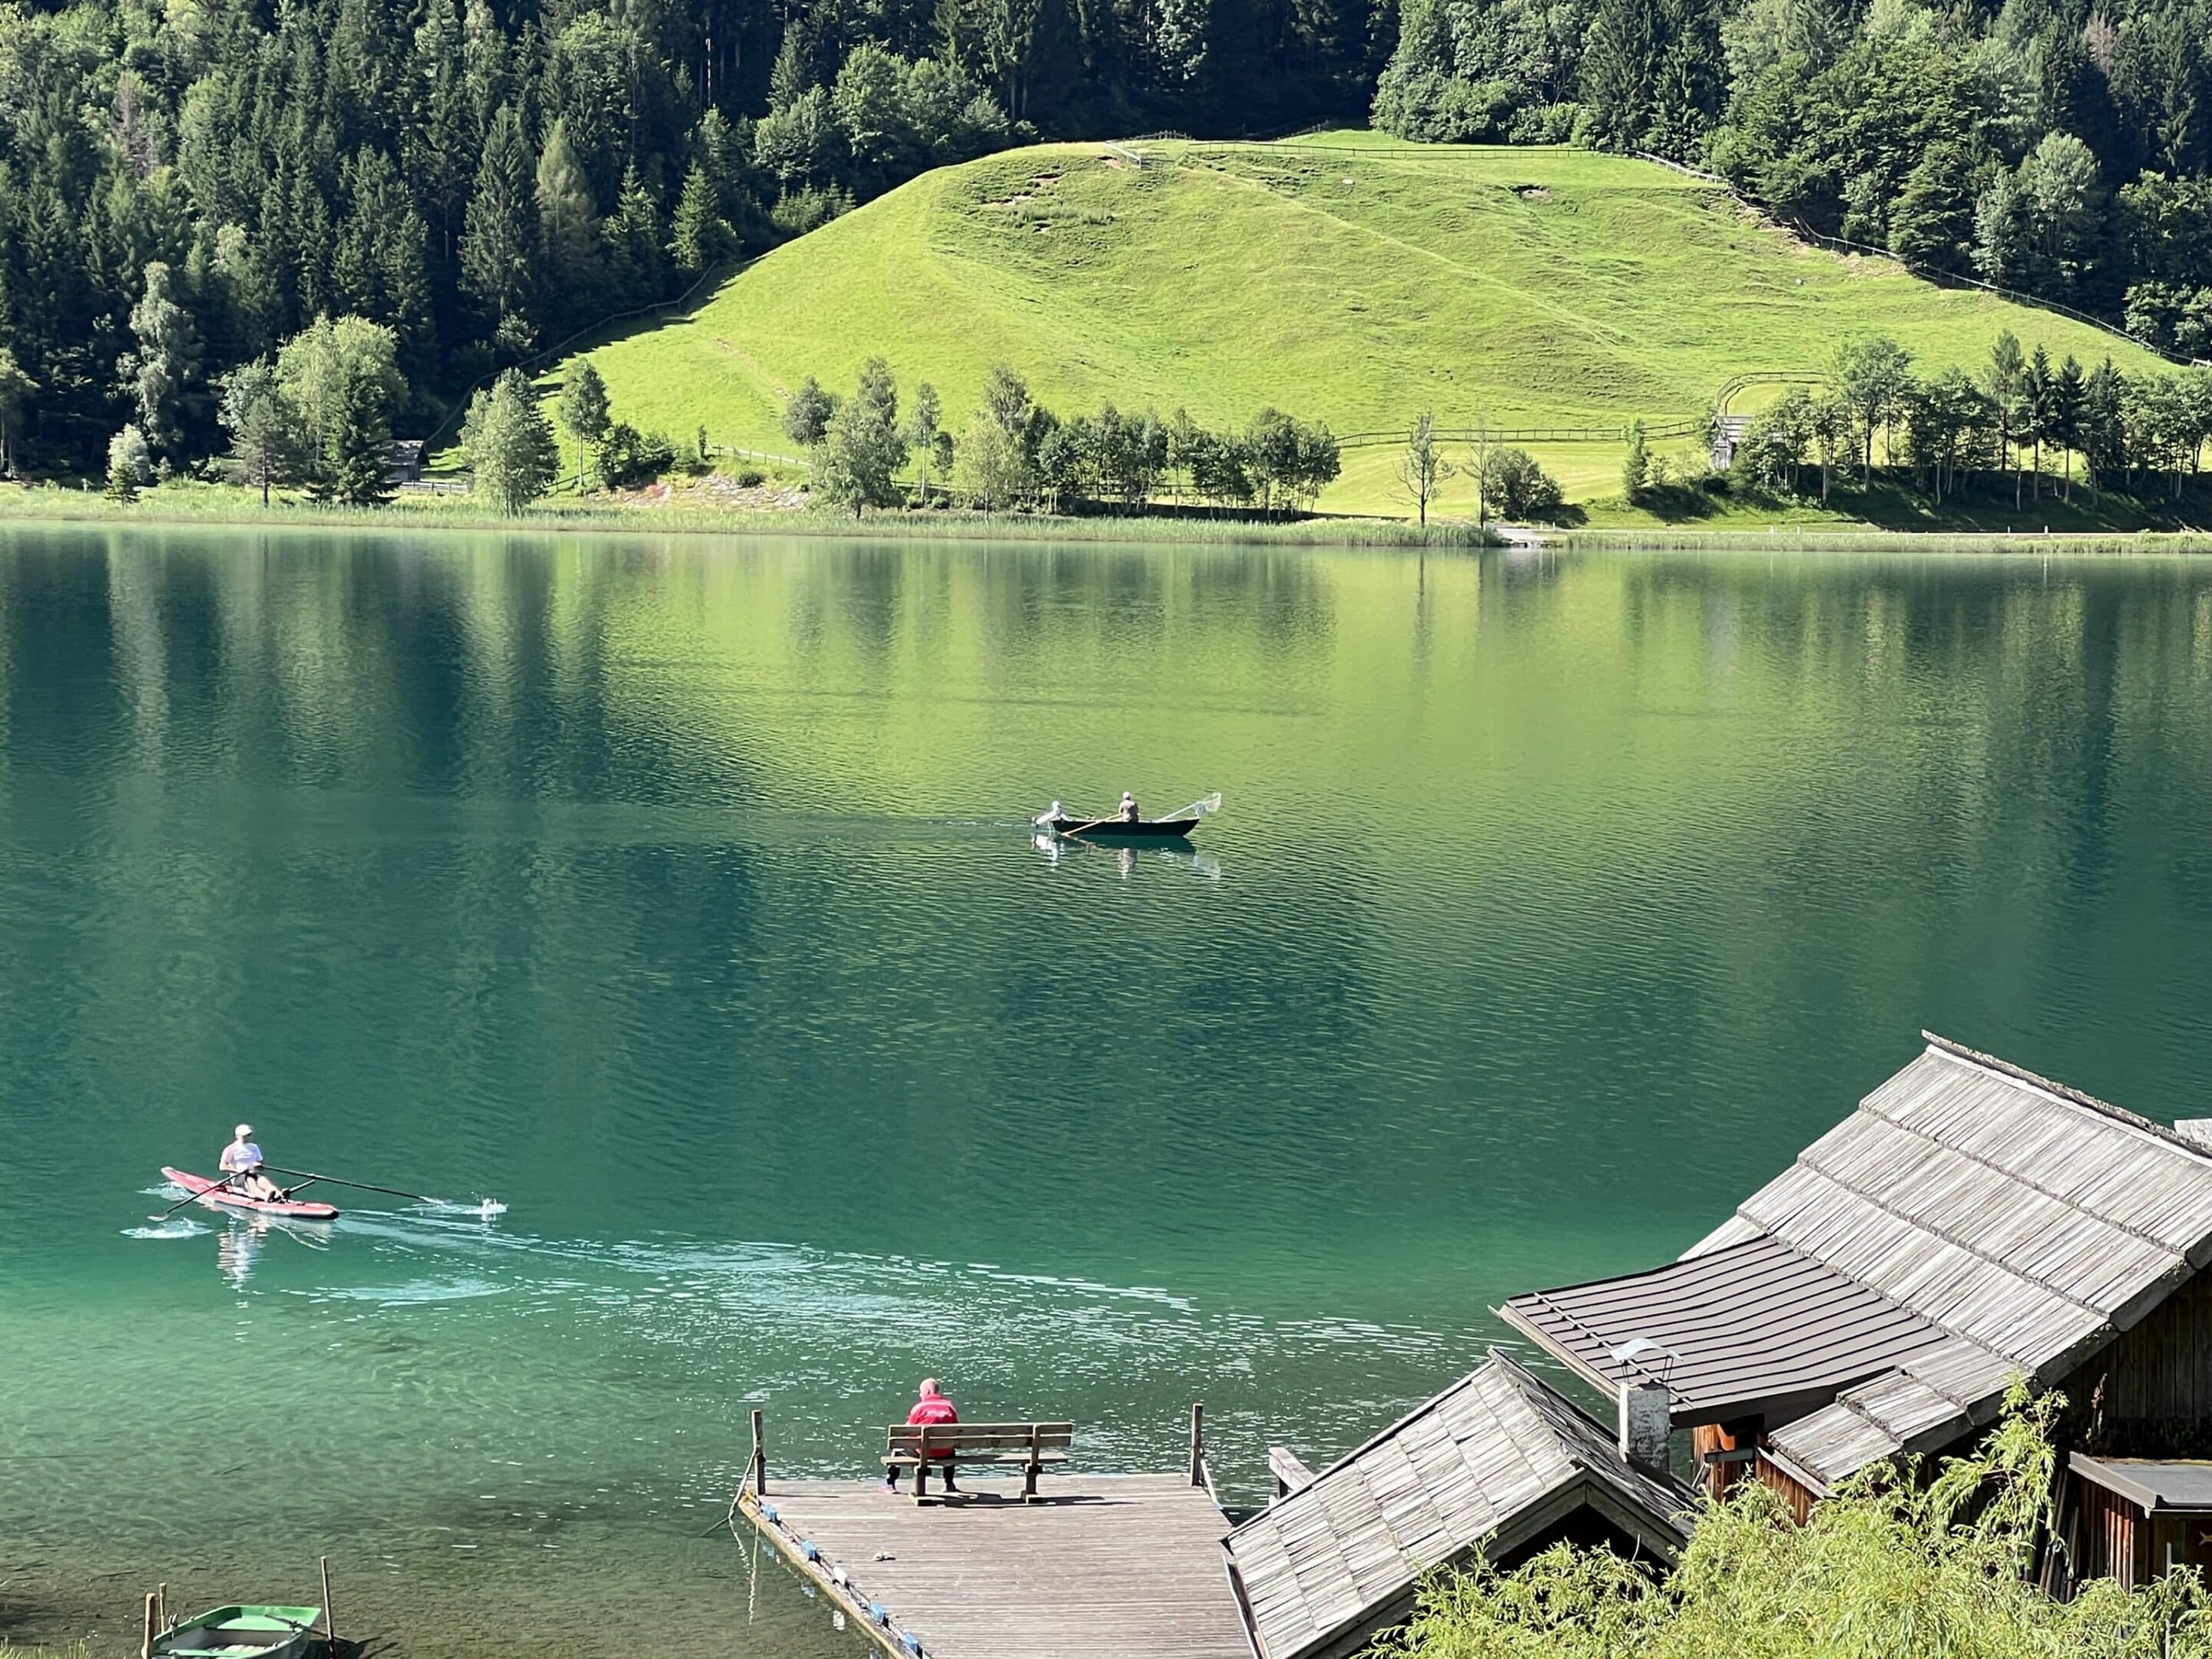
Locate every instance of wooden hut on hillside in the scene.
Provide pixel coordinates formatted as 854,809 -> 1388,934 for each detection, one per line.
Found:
1221,1349 -> 1693,1659
1500,1032 -> 2212,1582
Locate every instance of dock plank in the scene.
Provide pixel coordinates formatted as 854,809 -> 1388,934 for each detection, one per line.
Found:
740,1475 -> 1248,1659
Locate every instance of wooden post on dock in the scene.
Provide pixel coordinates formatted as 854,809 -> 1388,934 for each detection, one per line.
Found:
320,1555 -> 336,1647
750,1409 -> 768,1496
1188,1402 -> 1204,1487
141,1592 -> 157,1659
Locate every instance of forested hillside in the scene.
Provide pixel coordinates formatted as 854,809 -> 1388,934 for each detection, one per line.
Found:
0,0 -> 1380,475
2,0 -> 2209,483
1377,0 -> 2212,353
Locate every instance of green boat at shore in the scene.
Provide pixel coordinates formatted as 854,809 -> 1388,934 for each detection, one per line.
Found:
151,1604 -> 324,1657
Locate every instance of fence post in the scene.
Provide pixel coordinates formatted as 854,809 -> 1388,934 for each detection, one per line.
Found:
750,1409 -> 767,1496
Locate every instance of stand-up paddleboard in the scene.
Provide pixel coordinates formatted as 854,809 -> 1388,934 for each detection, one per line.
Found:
160,1167 -> 339,1220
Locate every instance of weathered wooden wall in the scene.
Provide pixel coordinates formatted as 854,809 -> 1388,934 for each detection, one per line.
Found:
2071,1476 -> 2144,1590
2071,1269 -> 2212,1445
1754,1451 -> 1816,1525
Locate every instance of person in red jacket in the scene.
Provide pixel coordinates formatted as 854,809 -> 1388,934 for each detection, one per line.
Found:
883,1378 -> 960,1494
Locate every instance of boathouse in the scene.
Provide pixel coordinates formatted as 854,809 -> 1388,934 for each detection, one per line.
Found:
1220,1349 -> 1693,1659
1500,1033 -> 2212,1556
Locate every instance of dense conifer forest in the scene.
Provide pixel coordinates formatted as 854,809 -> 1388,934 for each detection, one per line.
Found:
2,0 -> 2209,479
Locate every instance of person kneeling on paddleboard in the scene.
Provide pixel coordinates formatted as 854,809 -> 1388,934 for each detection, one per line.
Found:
220,1124 -> 285,1202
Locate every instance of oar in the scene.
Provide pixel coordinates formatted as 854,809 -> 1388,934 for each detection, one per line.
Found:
147,1171 -> 321,1221
150,1175 -> 241,1221
262,1166 -> 459,1207
1055,816 -> 1115,838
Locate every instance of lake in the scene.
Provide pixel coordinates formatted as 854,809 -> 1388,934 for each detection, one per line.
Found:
2,525 -> 2208,1657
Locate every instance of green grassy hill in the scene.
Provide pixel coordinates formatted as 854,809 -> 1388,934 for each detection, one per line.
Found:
562,132 -> 2165,518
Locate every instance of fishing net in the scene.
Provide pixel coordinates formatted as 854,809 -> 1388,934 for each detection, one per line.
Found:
1175,793 -> 1224,819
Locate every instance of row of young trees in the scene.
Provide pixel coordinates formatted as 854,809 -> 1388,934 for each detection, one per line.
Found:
1734,331 -> 2212,505
782,361 -> 1343,516
1396,408 -> 1568,523
1376,0 -> 2212,355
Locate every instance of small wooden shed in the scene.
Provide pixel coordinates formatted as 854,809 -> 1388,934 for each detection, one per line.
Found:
2066,1456 -> 2212,1589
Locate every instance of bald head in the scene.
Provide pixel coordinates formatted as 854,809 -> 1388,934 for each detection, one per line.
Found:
918,1377 -> 942,1398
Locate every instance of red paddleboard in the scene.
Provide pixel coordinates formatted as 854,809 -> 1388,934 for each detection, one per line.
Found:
161,1167 -> 340,1220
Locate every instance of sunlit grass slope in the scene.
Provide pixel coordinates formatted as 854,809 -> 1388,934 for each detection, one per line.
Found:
566,132 -> 2163,515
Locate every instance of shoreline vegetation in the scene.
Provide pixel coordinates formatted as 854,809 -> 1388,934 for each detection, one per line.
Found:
0,483 -> 1501,548
12,482 -> 2212,555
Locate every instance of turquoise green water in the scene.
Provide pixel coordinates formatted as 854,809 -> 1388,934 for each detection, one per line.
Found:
3,527 -> 2210,1655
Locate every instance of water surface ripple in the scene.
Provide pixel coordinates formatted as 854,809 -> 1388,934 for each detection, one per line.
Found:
3,528 -> 2210,1656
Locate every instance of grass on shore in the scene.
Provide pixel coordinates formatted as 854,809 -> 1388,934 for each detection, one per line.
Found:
0,482 -> 1498,548
555,132 -> 2165,518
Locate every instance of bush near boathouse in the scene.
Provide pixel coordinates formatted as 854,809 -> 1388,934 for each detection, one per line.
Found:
1392,1387 -> 2212,1659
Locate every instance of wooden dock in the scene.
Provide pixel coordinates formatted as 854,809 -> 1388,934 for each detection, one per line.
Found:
737,1473 -> 1250,1659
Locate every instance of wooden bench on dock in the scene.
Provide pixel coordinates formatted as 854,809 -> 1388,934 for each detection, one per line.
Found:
883,1420 -> 1074,1502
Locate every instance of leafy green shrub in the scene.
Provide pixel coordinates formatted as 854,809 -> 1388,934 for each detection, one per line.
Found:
1479,445 -> 1566,522
733,466 -> 767,488
594,423 -> 677,488
1395,1387 -> 2212,1659
772,185 -> 856,237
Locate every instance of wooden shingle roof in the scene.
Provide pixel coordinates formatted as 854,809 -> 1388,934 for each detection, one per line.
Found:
1222,1349 -> 1691,1659
1518,1036 -> 2212,1495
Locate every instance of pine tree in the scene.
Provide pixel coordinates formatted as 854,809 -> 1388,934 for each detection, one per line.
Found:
461,103 -> 538,346
107,424 -> 152,500
1580,0 -> 1661,151
406,0 -> 477,268
536,118 -> 601,323
323,369 -> 396,504
218,356 -> 302,505
669,163 -> 734,279
2052,355 -> 2087,502
602,165 -> 668,299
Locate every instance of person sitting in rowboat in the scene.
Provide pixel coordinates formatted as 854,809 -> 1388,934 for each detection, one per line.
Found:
220,1124 -> 285,1202
1118,791 -> 1140,823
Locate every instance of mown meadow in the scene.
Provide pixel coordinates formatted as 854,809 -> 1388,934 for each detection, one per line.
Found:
560,134 -> 2167,522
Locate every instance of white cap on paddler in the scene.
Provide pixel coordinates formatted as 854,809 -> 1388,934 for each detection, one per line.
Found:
234,1123 -> 253,1137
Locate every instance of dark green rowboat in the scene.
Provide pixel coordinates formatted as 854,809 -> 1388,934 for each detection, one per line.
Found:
152,1605 -> 323,1658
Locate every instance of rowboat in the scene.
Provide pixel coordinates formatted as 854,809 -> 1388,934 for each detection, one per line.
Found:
161,1167 -> 340,1220
151,1604 -> 323,1657
1041,815 -> 1200,840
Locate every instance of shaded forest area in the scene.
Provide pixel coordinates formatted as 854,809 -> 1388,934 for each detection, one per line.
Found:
3,0 -> 2211,480
1380,0 -> 2212,356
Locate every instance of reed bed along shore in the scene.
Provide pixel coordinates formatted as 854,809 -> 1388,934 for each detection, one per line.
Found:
0,485 -> 1498,550
1560,525 -> 2212,555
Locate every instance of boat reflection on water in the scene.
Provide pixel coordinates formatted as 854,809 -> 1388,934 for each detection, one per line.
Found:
1031,833 -> 1220,882
216,1211 -> 332,1288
